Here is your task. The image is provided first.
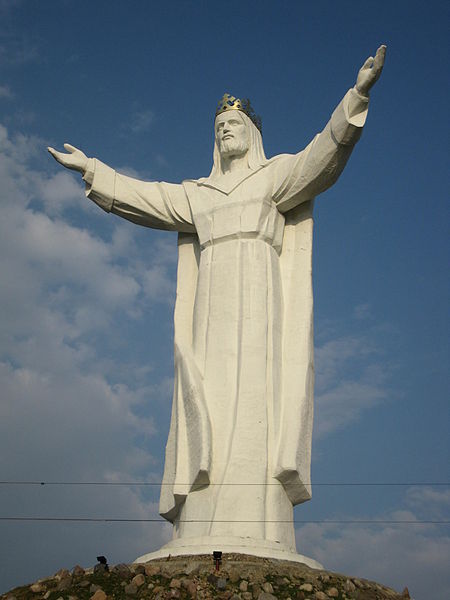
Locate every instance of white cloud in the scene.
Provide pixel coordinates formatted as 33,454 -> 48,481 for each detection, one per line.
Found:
296,487 -> 450,600
0,123 -> 41,164
129,109 -> 155,134
37,170 -> 86,215
314,334 -> 388,436
143,264 -> 176,302
0,361 -> 155,479
0,123 -> 177,592
405,486 -> 450,519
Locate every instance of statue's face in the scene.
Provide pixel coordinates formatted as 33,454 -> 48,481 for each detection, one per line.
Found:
215,111 -> 249,159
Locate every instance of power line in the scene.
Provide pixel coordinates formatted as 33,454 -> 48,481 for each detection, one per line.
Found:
0,481 -> 448,487
0,517 -> 448,524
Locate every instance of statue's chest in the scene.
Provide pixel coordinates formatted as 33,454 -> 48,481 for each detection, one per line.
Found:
188,178 -> 285,252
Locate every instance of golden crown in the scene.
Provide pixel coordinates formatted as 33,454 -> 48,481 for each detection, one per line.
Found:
215,93 -> 262,133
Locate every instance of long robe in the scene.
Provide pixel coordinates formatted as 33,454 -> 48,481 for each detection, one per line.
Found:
84,87 -> 368,553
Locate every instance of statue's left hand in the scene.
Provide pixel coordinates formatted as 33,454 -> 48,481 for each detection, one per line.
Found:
355,45 -> 386,97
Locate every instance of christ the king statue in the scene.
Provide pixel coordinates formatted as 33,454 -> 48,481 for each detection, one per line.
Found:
48,46 -> 386,567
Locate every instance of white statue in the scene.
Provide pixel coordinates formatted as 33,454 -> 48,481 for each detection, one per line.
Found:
48,46 -> 386,566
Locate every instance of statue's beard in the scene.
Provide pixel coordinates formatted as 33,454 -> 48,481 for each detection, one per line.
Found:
219,137 -> 249,159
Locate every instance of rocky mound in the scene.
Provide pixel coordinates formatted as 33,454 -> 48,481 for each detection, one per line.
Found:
0,553 -> 411,600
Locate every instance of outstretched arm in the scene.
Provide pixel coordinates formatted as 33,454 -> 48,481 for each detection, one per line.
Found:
47,145 -> 194,232
273,45 -> 386,213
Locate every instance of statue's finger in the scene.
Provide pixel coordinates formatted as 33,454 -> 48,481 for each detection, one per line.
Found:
373,50 -> 385,72
361,56 -> 374,70
373,47 -> 386,72
47,147 -> 61,160
64,143 -> 80,153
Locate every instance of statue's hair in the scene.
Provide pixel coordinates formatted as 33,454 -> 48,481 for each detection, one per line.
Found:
209,111 -> 267,178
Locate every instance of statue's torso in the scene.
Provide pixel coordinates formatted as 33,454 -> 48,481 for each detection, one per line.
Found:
183,166 -> 285,253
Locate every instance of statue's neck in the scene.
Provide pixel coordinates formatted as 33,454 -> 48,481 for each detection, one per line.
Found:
220,153 -> 249,175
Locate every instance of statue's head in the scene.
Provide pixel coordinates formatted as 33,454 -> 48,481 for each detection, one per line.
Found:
215,110 -> 249,160
210,94 -> 267,177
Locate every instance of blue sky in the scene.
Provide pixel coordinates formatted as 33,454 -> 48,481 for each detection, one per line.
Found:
0,1 -> 448,598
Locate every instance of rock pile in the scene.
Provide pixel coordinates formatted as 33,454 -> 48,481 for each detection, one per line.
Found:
0,553 -> 411,600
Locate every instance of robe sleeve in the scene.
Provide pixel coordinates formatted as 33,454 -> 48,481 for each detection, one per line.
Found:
83,158 -> 195,232
273,87 -> 369,214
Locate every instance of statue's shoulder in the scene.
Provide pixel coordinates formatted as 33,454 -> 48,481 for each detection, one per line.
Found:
268,153 -> 297,163
265,153 -> 299,170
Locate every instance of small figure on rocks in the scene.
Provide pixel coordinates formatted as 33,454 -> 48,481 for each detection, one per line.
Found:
213,550 -> 223,571
94,555 -> 109,573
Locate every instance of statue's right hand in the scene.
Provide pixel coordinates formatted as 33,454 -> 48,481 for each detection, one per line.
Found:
47,143 -> 89,174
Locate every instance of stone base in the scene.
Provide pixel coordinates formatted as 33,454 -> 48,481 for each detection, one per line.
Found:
6,553 -> 409,600
134,535 -> 323,570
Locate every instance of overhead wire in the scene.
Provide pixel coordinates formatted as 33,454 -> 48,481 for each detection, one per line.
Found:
0,481 -> 448,487
0,517 -> 448,524
2,481 -> 447,525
